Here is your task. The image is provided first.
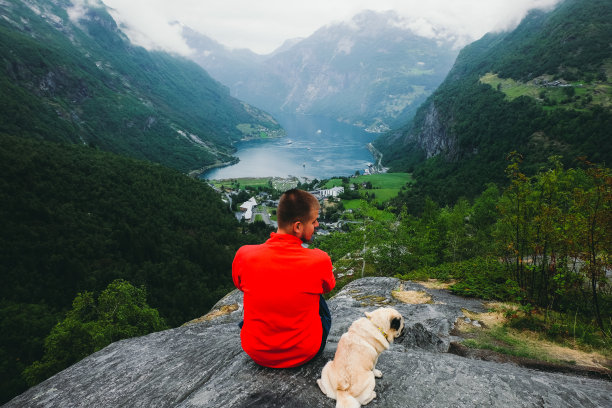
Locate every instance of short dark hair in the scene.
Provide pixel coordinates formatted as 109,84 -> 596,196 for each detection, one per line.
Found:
277,189 -> 320,229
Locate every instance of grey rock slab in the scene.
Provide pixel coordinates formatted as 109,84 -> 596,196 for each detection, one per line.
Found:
7,277 -> 612,408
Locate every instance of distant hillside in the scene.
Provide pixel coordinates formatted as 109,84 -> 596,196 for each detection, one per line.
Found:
0,0 -> 281,173
376,0 -> 612,210
187,10 -> 458,131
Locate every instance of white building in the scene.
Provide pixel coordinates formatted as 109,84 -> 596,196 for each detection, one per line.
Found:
318,186 -> 344,198
239,197 -> 257,221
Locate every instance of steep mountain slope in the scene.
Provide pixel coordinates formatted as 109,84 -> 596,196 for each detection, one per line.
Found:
0,0 -> 281,172
0,131 -> 259,402
376,0 -> 612,209
187,11 -> 458,132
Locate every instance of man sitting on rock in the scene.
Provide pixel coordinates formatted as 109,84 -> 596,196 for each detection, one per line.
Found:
232,188 -> 335,368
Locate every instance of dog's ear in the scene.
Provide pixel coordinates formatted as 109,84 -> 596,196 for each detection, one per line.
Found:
390,316 -> 402,331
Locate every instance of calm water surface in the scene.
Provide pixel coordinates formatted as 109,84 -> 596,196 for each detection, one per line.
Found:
203,114 -> 377,180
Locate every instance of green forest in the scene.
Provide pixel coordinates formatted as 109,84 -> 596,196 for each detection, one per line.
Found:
315,157 -> 611,352
376,0 -> 612,212
0,134 -> 271,402
0,0 -> 280,173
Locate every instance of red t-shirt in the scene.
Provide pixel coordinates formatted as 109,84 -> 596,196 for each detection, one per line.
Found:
232,232 -> 335,368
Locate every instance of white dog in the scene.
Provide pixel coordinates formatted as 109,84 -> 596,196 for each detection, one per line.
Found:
317,307 -> 405,408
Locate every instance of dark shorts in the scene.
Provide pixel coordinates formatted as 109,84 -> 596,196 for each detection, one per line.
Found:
317,294 -> 332,355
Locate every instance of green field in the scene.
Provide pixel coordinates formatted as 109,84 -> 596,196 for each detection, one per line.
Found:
208,173 -> 412,203
323,173 -> 412,189
479,72 -> 612,110
209,177 -> 271,190
341,199 -> 396,221
236,124 -> 273,139
322,173 -> 412,205
208,177 -> 300,192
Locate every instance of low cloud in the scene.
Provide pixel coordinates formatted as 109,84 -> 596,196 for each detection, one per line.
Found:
388,0 -> 561,48
100,0 -> 562,55
103,0 -> 193,56
66,0 -> 99,23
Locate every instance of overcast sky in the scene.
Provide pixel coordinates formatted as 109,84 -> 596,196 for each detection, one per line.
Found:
96,0 -> 561,56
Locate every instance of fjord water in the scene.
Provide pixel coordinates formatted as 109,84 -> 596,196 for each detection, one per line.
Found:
203,114 -> 377,180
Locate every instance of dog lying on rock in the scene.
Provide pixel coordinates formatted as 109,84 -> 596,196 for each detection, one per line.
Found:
317,307 -> 405,408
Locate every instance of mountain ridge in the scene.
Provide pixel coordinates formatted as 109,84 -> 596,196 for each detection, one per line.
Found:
186,10 -> 459,131
376,0 -> 612,209
0,0 -> 282,173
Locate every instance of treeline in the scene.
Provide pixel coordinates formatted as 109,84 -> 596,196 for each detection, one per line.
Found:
498,155 -> 611,330
316,156 -> 611,343
0,134 -> 267,402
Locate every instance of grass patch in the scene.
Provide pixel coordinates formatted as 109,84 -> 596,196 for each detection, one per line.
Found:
455,304 -> 612,369
479,72 -> 612,110
507,309 -> 612,350
323,173 -> 412,205
236,124 -> 276,138
342,200 -> 362,210
461,327 -> 556,362
323,173 -> 412,189
265,207 -> 277,221
339,200 -> 396,222
322,178 -> 345,188
399,257 -> 612,362
480,72 -> 540,100
234,177 -> 271,188
359,188 -> 400,203
209,176 -> 299,192
353,173 -> 413,188
209,177 -> 271,190
353,173 -> 413,204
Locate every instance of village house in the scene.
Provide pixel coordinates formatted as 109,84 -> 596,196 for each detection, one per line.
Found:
316,186 -> 344,199
239,197 -> 257,221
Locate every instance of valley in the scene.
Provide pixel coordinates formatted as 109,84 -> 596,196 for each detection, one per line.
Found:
1,0 -> 611,404
202,113 -> 379,180
187,10 -> 458,131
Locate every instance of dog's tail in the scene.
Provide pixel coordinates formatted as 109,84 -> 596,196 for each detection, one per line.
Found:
335,390 -> 360,408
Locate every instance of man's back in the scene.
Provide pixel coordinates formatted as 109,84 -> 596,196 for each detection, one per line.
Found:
232,232 -> 334,368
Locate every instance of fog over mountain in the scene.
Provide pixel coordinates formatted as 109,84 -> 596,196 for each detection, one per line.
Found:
102,0 -> 562,56
186,10 -> 459,131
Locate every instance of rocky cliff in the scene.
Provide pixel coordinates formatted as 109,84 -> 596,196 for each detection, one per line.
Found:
7,278 -> 611,407
401,103 -> 458,161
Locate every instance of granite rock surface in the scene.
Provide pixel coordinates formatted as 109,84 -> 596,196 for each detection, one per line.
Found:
7,277 -> 612,407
